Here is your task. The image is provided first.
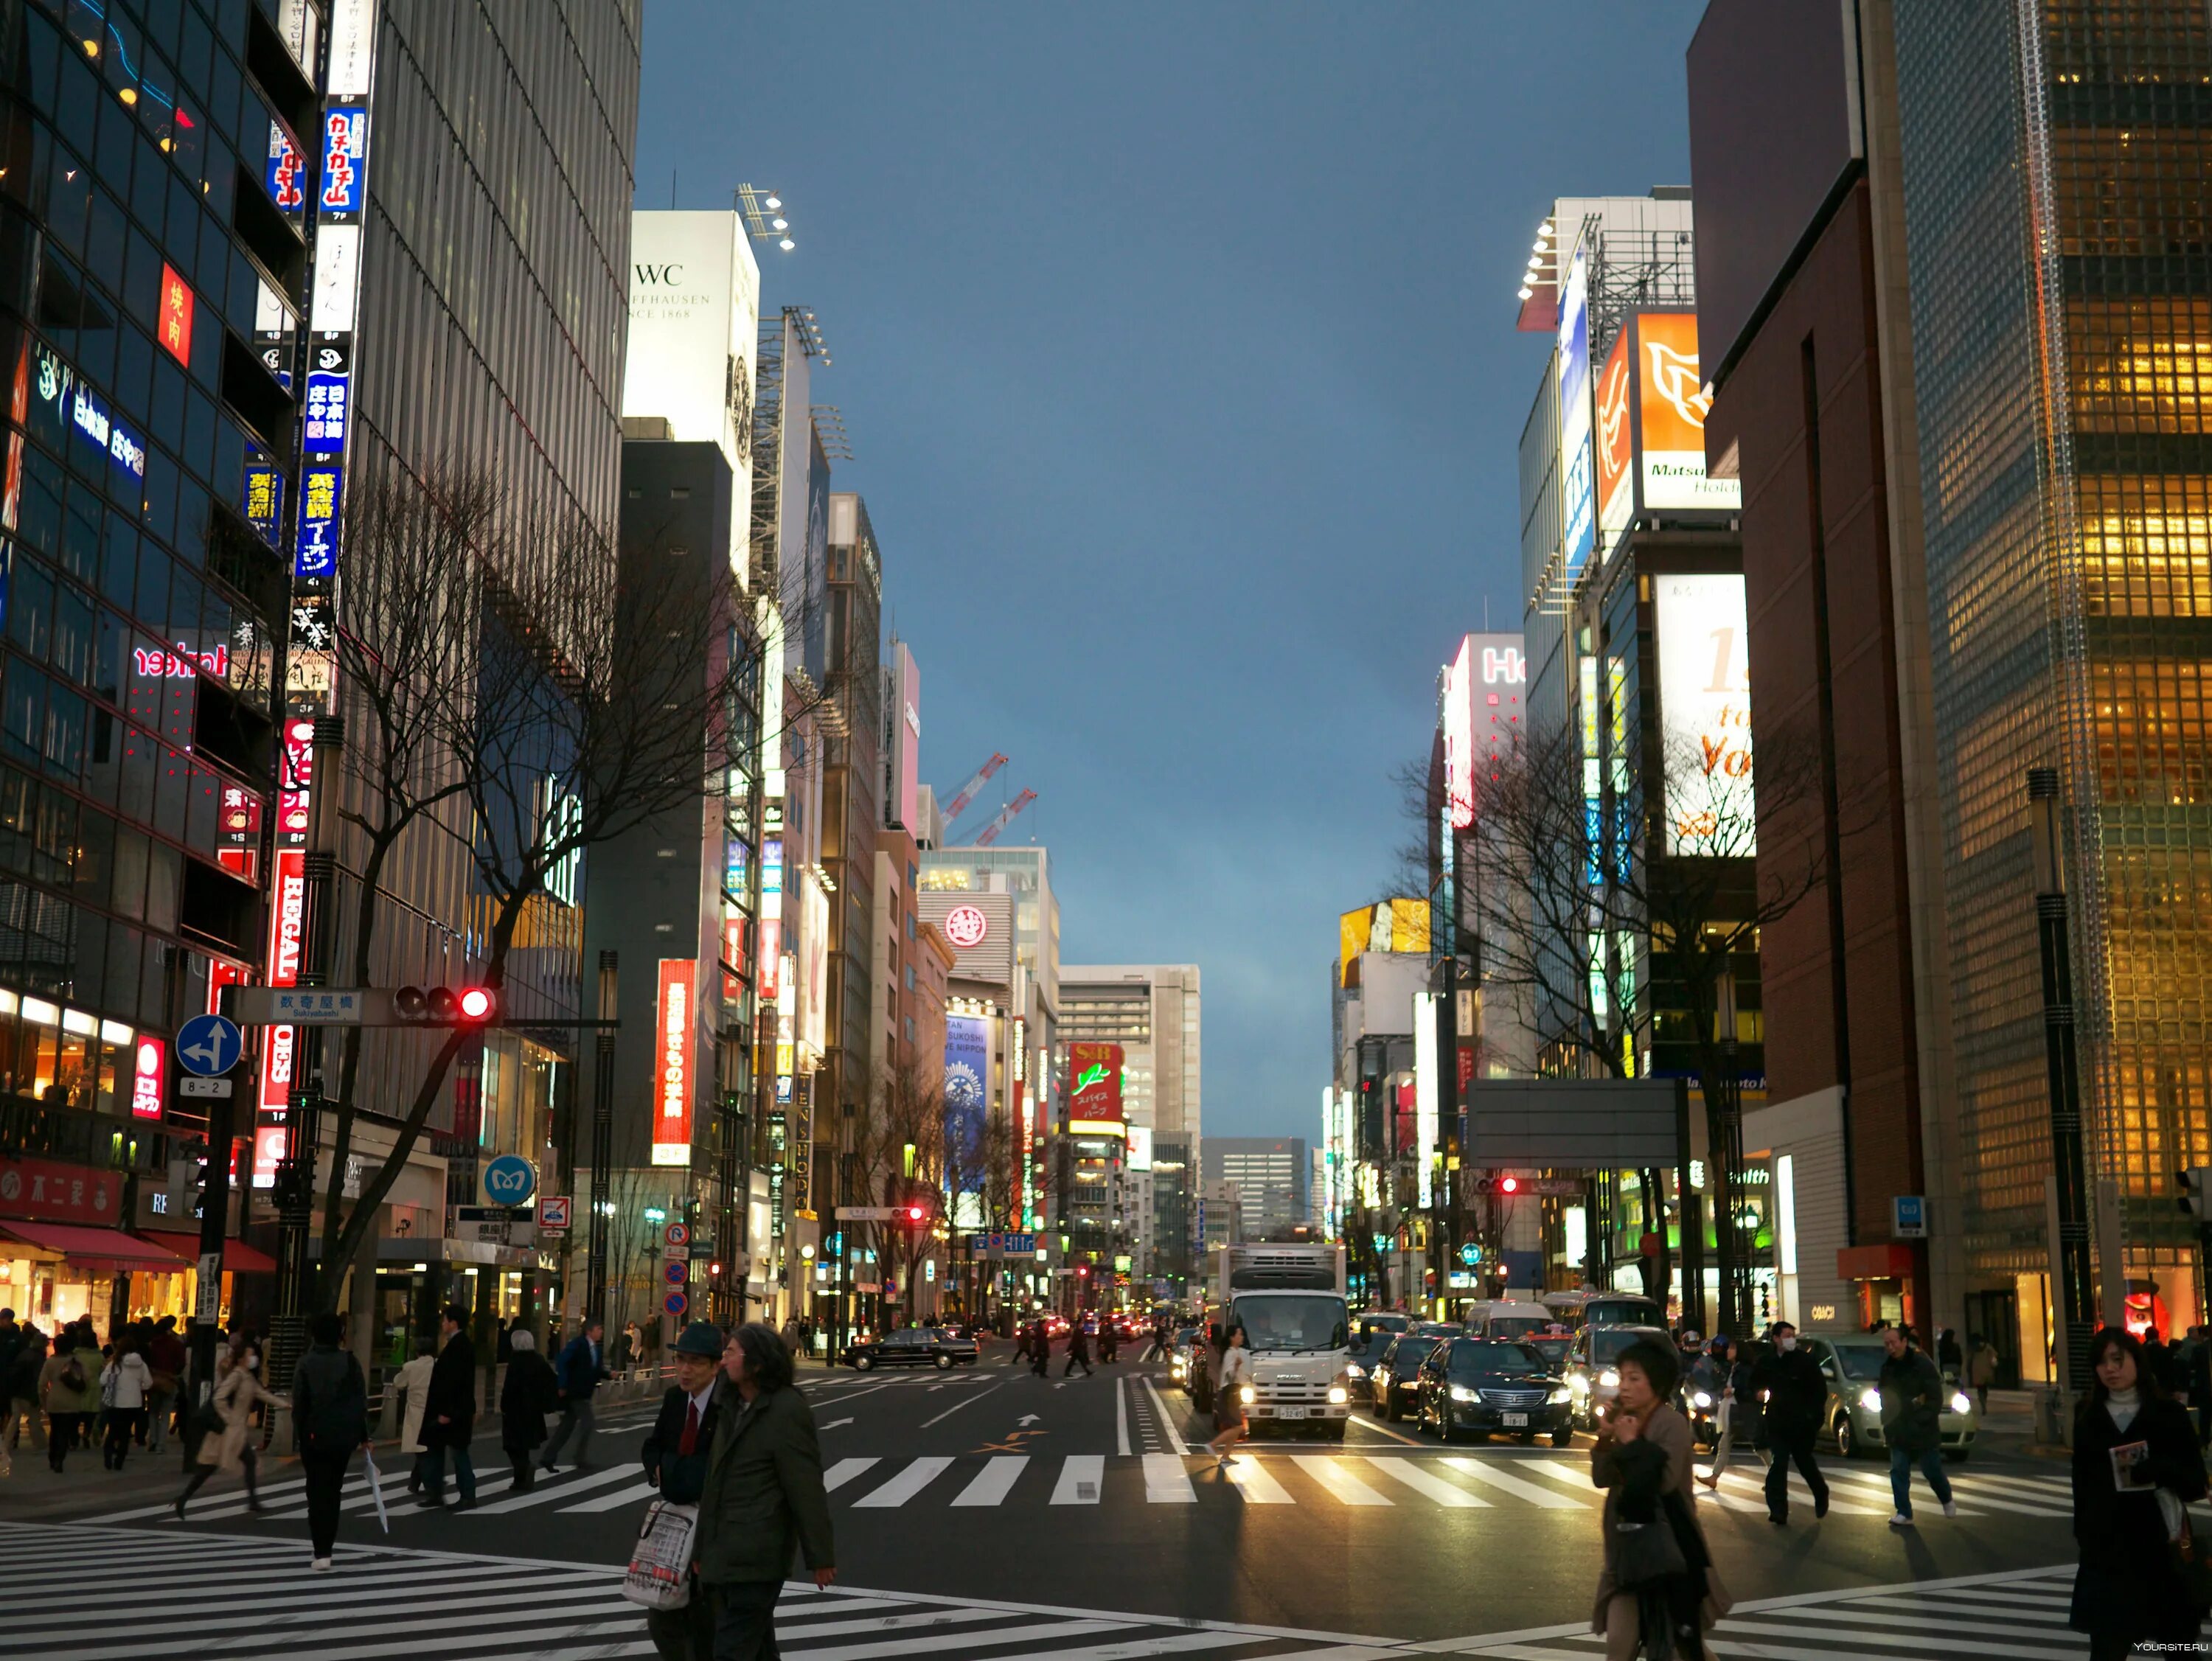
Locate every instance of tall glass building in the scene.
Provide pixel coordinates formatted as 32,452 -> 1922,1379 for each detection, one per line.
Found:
1895,4 -> 2212,1340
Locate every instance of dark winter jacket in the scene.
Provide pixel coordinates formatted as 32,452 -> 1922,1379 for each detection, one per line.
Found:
557,1334 -> 608,1401
291,1342 -> 369,1455
499,1349 -> 560,1450
2072,1394 -> 2209,1645
641,1378 -> 728,1505
1877,1348 -> 1946,1456
1750,1345 -> 1826,1441
423,1330 -> 477,1447
695,1385 -> 835,1584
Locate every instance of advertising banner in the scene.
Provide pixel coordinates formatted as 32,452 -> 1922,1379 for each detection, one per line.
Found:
1557,251 -> 1596,581
1067,1041 -> 1124,1125
1635,313 -> 1741,512
652,959 -> 697,1166
1443,637 -> 1475,830
945,1014 -> 990,1174
1655,572 -> 1755,856
1595,328 -> 1634,549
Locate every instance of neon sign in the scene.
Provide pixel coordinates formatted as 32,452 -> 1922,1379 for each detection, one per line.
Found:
134,643 -> 230,680
651,959 -> 696,1166
131,1038 -> 166,1121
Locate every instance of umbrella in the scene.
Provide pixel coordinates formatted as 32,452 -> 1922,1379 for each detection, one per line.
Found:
363,1445 -> 390,1533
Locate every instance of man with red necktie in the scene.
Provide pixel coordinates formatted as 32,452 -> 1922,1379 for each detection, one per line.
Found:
641,1323 -> 729,1661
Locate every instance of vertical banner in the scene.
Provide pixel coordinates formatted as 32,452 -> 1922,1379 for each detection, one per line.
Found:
944,1014 -> 990,1174
651,959 -> 696,1166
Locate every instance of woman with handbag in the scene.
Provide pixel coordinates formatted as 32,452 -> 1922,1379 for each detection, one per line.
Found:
2070,1325 -> 2211,1658
1590,1337 -> 1728,1660
1205,1325 -> 1251,1469
174,1336 -> 282,1519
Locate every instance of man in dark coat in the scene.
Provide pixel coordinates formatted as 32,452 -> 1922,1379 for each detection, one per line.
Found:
291,1312 -> 369,1567
695,1323 -> 835,1661
639,1323 -> 729,1661
1062,1319 -> 1094,1377
543,1317 -> 609,1474
1750,1320 -> 1830,1523
420,1304 -> 479,1509
1028,1318 -> 1049,1379
498,1330 -> 560,1491
1878,1325 -> 1955,1525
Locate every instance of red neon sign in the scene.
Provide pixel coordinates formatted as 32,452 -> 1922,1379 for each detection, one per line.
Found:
652,959 -> 696,1166
131,1037 -> 166,1120
278,719 -> 314,841
258,847 -> 307,1113
159,265 -> 194,365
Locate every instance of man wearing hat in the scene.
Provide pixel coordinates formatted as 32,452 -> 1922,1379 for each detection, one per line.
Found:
639,1322 -> 728,1661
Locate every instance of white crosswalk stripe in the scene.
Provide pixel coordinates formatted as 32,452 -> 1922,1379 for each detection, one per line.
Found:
1223,1457 -> 1295,1502
950,1455 -> 1028,1506
1051,1454 -> 1104,1504
1290,1455 -> 1391,1506
852,1454 -> 953,1507
1438,1455 -> 1589,1508
1143,1452 -> 1197,1502
0,1519 -> 1381,1661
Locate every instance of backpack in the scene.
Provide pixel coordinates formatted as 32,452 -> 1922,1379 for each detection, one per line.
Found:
60,1356 -> 86,1393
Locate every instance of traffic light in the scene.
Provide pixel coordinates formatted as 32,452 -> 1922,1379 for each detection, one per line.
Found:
1471,1173 -> 1521,1197
393,984 -> 499,1025
2179,1166 -> 2212,1219
902,1202 -> 927,1225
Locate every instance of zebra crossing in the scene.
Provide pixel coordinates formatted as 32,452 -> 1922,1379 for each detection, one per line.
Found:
90,1446 -> 2079,1528
1444,1563 -> 2110,1658
0,1521 -> 1392,1661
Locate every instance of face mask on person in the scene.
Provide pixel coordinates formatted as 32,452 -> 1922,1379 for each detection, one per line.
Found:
1777,1335 -> 1797,1352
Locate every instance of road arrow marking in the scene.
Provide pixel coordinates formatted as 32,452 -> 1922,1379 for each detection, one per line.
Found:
1018,1414 -> 1041,1426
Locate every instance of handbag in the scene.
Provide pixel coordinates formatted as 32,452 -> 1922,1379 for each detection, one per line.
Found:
1612,1515 -> 1687,1589
2171,1512 -> 2212,1616
621,1499 -> 700,1610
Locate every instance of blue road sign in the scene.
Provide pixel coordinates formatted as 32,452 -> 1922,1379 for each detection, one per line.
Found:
664,1258 -> 689,1286
1004,1233 -> 1036,1255
664,1289 -> 688,1318
483,1154 -> 537,1206
176,1014 -> 243,1078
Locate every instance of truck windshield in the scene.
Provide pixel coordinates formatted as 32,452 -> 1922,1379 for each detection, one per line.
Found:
1231,1295 -> 1348,1352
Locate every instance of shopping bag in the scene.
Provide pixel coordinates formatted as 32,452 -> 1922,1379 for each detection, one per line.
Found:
362,1446 -> 390,1534
620,1500 -> 699,1609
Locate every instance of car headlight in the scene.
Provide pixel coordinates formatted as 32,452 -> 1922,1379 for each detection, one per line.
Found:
1344,1361 -> 1366,1379
1239,1384 -> 1255,1404
1449,1384 -> 1478,1402
1599,1368 -> 1620,1387
1951,1391 -> 1972,1415
1548,1386 -> 1571,1404
1568,1373 -> 1591,1393
1327,1385 -> 1349,1404
1692,1390 -> 1713,1409
1859,1388 -> 1882,1413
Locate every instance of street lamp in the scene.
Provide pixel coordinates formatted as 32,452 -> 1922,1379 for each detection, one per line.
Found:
737,184 -> 799,252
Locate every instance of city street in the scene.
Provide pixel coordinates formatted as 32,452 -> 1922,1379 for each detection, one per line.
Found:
13,1352 -> 2099,1659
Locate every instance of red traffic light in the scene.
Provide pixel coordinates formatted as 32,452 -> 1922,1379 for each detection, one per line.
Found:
1500,1175 -> 1520,1194
393,984 -> 498,1025
1077,1264 -> 1090,1278
905,1204 -> 926,1223
458,986 -> 496,1021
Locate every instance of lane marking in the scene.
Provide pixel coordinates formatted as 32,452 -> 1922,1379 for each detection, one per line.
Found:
950,1455 -> 1028,1508
1140,1374 -> 1192,1454
1437,1455 -> 1587,1509
560,1480 -> 658,1514
919,1382 -> 1000,1429
1141,1452 -> 1197,1503
851,1455 -> 954,1508
1222,1457 -> 1295,1503
822,1458 -> 880,1492
1052,1454 -> 1105,1505
1290,1455 -> 1393,1506
1344,1410 -> 1427,1448
1361,1455 -> 1490,1507
1116,1374 -> 1132,1456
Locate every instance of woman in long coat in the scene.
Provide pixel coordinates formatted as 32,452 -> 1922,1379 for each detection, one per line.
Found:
175,1337 -> 283,1517
498,1330 -> 560,1491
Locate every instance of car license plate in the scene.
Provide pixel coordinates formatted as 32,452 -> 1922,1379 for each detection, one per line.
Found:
1276,1405 -> 1308,1420
1502,1412 -> 1528,1427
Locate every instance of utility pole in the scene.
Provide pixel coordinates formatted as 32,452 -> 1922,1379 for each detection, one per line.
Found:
2030,767 -> 2096,1392
587,951 -> 617,1322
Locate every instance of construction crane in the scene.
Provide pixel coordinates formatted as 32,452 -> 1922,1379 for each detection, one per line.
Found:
973,789 -> 1037,847
941,753 -> 1009,825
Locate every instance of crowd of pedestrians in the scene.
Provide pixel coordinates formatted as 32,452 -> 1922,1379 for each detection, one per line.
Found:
0,1308 -> 192,1474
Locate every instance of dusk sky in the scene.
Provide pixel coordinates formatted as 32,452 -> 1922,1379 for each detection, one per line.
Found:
635,5 -> 1703,1140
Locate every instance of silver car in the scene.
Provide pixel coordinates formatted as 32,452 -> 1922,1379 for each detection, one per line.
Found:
1562,1324 -> 1672,1431
1804,1333 -> 1979,1461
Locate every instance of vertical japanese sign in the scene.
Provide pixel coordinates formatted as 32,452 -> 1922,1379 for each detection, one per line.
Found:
158,267 -> 195,365
652,959 -> 696,1166
758,835 -> 783,999
131,1037 -> 167,1121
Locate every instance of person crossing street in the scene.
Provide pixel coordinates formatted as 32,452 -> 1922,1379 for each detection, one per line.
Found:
1878,1325 -> 1956,1526
1749,1320 -> 1829,1524
1028,1317 -> 1050,1379
499,1329 -> 560,1491
542,1317 -> 610,1475
291,1313 -> 369,1570
638,1323 -> 729,1661
175,1335 -> 280,1518
420,1305 -> 479,1510
1062,1319 -> 1094,1378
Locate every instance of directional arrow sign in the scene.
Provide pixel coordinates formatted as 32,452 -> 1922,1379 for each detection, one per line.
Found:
175,1014 -> 243,1078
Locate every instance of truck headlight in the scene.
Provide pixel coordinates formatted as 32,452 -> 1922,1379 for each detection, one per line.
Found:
1239,1384 -> 1255,1404
1599,1368 -> 1619,1387
1327,1385 -> 1349,1404
1449,1385 -> 1478,1403
1344,1361 -> 1365,1379
1548,1386 -> 1571,1404
1859,1388 -> 1882,1413
1692,1390 -> 1713,1409
1950,1391 -> 1972,1415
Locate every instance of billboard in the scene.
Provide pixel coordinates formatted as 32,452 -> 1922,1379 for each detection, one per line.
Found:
1067,1041 -> 1125,1126
622,212 -> 762,582
887,643 -> 921,832
1636,313 -> 1741,512
1556,250 -> 1596,581
1655,573 -> 1755,856
1442,638 -> 1475,831
1595,328 -> 1634,549
945,1014 -> 990,1170
652,959 -> 697,1165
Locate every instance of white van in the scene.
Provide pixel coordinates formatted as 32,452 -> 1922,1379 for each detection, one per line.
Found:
1478,1300 -> 1555,1340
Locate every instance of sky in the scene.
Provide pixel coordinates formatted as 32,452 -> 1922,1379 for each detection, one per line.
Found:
635,4 -> 1704,1140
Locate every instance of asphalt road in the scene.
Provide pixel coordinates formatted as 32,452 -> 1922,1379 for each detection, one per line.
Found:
4,1345 -> 2123,1658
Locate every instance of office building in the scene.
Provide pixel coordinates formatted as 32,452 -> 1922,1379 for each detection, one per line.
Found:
1060,963 -> 1200,1281
1203,1138 -> 1311,1242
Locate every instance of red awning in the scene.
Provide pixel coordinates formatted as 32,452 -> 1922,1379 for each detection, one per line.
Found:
1836,1243 -> 1919,1281
136,1231 -> 278,1274
0,1222 -> 192,1272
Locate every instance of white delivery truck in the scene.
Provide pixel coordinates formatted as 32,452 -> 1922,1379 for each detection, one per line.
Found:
1199,1243 -> 1353,1440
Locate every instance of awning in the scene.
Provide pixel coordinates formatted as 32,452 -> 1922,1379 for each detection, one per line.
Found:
136,1231 -> 278,1274
0,1222 -> 193,1273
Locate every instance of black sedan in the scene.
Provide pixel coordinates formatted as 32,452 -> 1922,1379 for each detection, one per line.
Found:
1368,1333 -> 1441,1421
1415,1337 -> 1573,1446
844,1326 -> 980,1371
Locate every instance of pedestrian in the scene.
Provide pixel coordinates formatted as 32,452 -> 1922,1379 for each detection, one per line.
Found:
2070,1325 -> 2211,1660
1877,1326 -> 1955,1526
693,1323 -> 836,1660
498,1329 -> 559,1491
175,1336 -> 281,1517
1691,1335 -> 1739,1491
1748,1320 -> 1829,1523
291,1312 -> 369,1571
615,1320 -> 639,1376
639,1323 -> 729,1661
1029,1317 -> 1049,1379
1143,1317 -> 1168,1363
38,1320 -> 99,1472
1012,1322 -> 1031,1366
1062,1319 -> 1094,1378
1967,1332 -> 2002,1418
393,1345 -> 437,1493
145,1316 -> 186,1455
99,1331 -> 152,1469
1935,1326 -> 1963,1379
1099,1319 -> 1119,1365
1589,1337 -> 1727,1660
1206,1323 -> 1251,1469
4,1326 -> 46,1455
541,1317 -> 609,1474
419,1303 -> 479,1510
0,1307 -> 19,1382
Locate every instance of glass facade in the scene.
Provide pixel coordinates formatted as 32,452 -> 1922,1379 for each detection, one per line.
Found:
1896,3 -> 2212,1295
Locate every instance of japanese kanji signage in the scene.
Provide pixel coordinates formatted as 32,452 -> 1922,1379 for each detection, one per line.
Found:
243,465 -> 283,545
320,108 -> 369,213
0,1157 -> 123,1224
294,464 -> 342,579
158,265 -> 194,365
